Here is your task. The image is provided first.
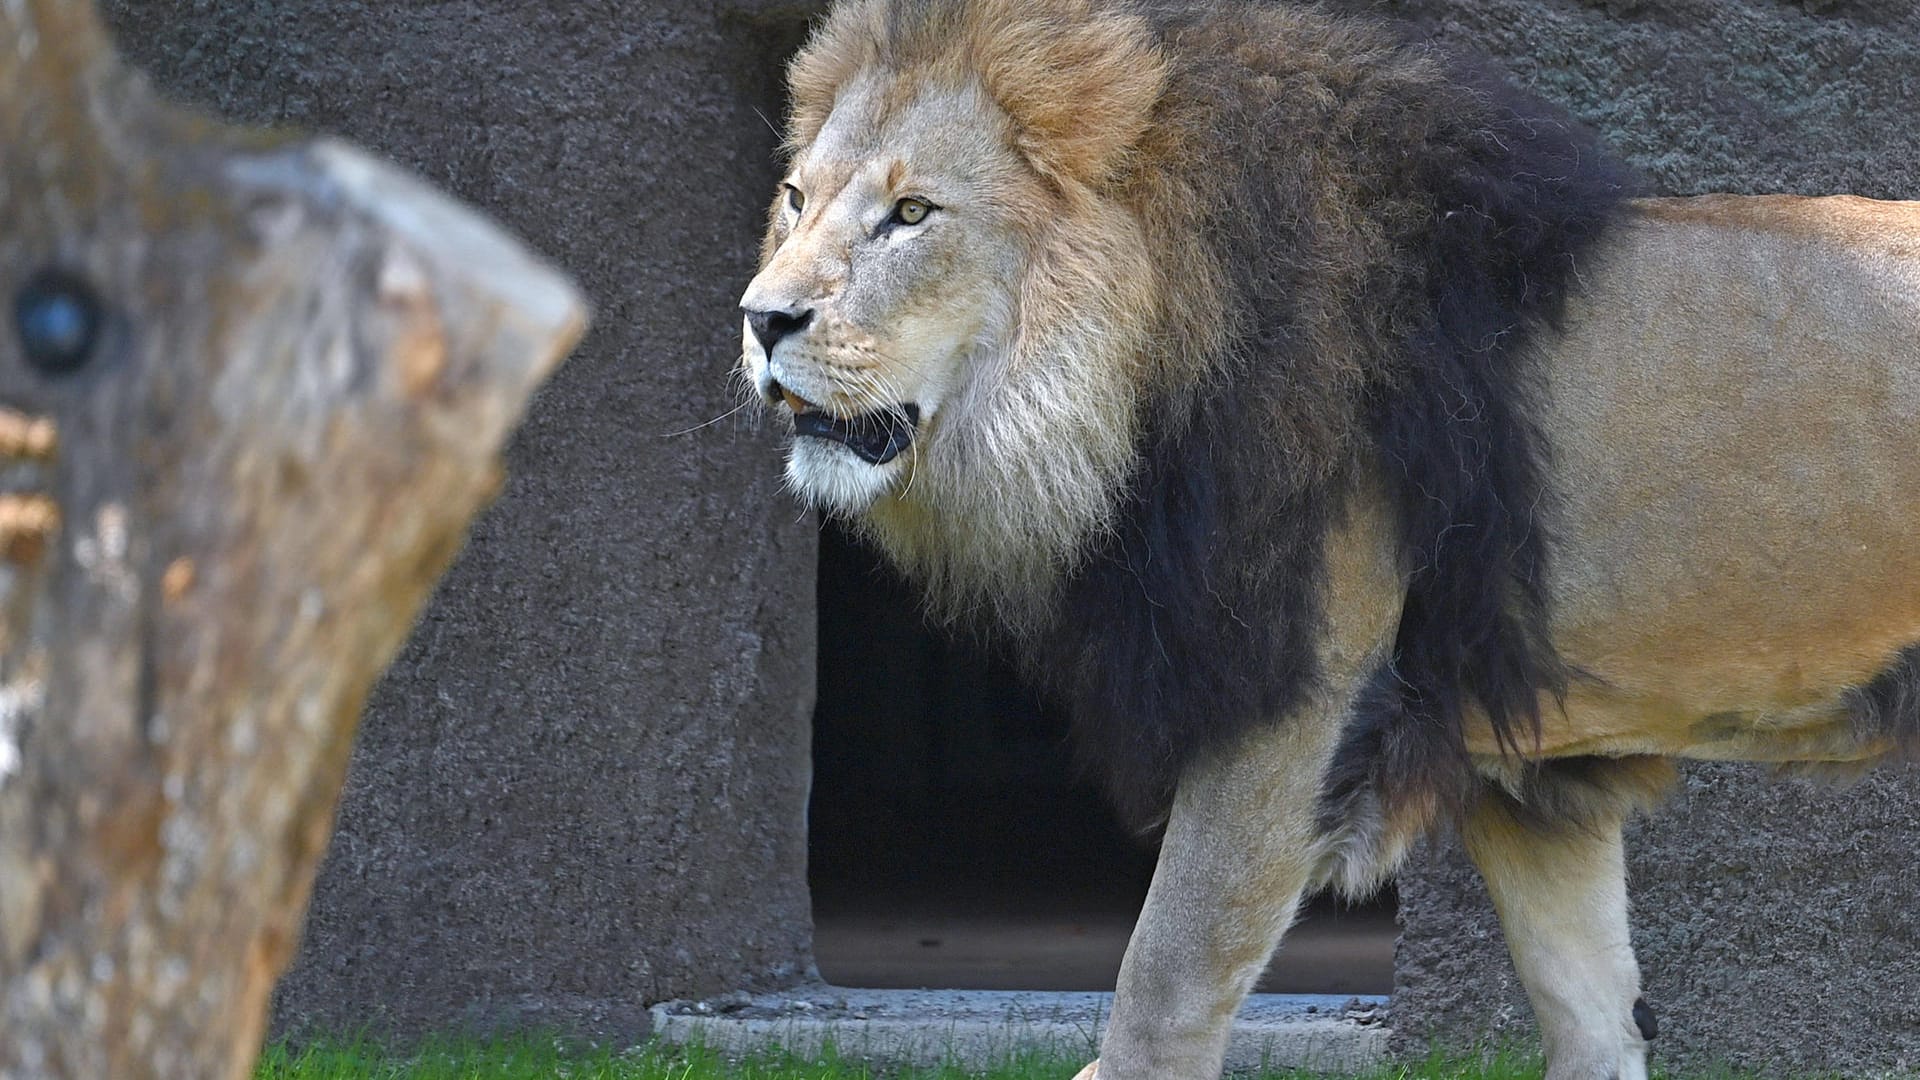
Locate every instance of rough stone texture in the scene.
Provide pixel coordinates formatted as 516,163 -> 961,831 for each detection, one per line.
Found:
1365,0 -> 1920,1073
1348,0 -> 1920,199
100,0 -> 825,1037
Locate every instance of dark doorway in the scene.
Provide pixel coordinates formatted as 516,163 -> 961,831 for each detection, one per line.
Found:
808,519 -> 1395,993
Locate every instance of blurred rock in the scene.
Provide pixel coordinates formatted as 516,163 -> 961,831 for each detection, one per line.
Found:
102,0 -> 824,1038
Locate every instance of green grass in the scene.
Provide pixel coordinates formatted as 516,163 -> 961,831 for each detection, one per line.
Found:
256,1031 -> 1901,1080
253,1035 -> 1557,1080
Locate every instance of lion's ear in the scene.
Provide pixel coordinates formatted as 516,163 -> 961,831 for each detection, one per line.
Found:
977,5 -> 1168,189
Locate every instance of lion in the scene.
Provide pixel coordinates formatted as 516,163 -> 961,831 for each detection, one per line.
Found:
735,2 -> 1920,1078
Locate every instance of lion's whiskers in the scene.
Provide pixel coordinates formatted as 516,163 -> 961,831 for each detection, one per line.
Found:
656,396 -> 754,439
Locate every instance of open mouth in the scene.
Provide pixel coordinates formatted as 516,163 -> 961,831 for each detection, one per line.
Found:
773,382 -> 920,466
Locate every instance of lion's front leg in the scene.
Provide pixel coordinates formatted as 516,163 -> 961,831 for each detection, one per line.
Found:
1082,489 -> 1403,1080
1090,688 -> 1366,1080
1463,794 -> 1653,1080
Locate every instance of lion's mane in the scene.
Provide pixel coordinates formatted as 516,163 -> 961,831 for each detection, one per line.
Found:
787,0 -> 1639,825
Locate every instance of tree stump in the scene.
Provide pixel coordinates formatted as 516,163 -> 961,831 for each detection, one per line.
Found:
0,2 -> 587,1077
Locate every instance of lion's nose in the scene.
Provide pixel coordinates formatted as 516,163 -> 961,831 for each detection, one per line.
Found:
744,307 -> 814,358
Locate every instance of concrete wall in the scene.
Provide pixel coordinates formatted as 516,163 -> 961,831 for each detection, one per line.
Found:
102,0 -> 826,1037
1364,1 -> 1920,1073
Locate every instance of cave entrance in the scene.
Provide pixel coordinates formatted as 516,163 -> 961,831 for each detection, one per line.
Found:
807,518 -> 1396,993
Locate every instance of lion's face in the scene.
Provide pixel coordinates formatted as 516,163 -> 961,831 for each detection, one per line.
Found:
740,76 -> 1033,513
739,0 -> 1172,615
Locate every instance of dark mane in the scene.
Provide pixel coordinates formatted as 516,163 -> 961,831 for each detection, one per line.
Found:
1022,2 -> 1641,827
1847,643 -> 1920,758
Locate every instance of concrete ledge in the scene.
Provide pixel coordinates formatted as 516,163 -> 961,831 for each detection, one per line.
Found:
650,987 -> 1389,1074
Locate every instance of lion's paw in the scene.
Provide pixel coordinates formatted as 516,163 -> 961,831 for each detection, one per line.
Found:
1071,1060 -> 1099,1080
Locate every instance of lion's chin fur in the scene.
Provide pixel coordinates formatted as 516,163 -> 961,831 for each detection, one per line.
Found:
853,309 -> 1147,638
785,438 -> 904,517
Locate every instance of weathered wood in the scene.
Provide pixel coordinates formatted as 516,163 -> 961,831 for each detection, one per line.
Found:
0,2 -> 587,1077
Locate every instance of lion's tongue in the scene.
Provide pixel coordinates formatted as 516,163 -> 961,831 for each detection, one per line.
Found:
793,404 -> 920,466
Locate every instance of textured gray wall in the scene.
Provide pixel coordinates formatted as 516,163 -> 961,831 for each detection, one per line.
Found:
1361,0 -> 1920,1073
101,0 -> 824,1037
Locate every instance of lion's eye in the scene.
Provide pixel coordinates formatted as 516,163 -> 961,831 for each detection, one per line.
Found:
784,184 -> 805,216
891,198 -> 933,227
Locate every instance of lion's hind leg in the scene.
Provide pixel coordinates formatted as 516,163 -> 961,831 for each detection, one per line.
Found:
1462,774 -> 1666,1080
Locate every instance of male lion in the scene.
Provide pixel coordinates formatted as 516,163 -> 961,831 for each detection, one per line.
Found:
736,1 -> 1920,1078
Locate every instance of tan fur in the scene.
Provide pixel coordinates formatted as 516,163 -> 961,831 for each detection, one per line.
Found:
1471,195 -> 1920,766
1463,797 -> 1650,1080
786,0 -> 1169,190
